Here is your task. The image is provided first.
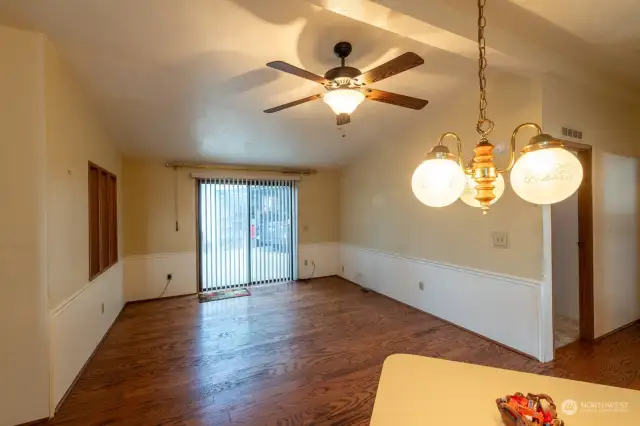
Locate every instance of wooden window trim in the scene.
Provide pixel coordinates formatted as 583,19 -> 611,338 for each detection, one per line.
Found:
89,162 -> 118,281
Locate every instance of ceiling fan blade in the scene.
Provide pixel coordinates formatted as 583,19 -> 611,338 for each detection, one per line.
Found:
264,94 -> 323,113
365,89 -> 428,110
354,52 -> 424,85
266,61 -> 330,85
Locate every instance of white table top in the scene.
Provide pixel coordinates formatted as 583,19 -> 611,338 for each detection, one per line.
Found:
371,354 -> 640,425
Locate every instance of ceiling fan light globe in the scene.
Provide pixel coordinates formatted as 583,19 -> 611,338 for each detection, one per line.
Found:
323,89 -> 365,115
412,159 -> 466,207
511,147 -> 583,204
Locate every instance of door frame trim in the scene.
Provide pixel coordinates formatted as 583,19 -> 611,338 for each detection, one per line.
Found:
195,179 -> 203,293
569,142 -> 595,342
195,178 -> 298,292
541,140 -> 594,361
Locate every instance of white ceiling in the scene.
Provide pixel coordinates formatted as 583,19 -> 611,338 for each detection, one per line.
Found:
509,0 -> 640,88
511,0 -> 640,44
0,0 -> 638,167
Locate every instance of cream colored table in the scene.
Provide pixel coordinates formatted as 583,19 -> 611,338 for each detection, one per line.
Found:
371,354 -> 640,425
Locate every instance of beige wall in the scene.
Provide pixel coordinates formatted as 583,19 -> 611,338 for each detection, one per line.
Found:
45,41 -> 125,410
340,73 -> 544,280
0,26 -> 50,426
45,42 -> 123,309
0,27 -> 124,425
551,190 -> 580,320
541,75 -> 640,337
123,159 -> 340,256
298,169 -> 341,244
123,159 -> 195,256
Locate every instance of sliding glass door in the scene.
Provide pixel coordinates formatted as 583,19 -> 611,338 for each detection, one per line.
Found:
197,178 -> 298,292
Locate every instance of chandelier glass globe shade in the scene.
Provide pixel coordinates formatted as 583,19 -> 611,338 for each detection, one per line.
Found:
460,173 -> 505,208
323,89 -> 365,114
510,147 -> 583,204
412,159 -> 466,207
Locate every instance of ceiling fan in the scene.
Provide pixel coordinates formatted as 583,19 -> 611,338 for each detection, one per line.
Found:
264,42 -> 429,125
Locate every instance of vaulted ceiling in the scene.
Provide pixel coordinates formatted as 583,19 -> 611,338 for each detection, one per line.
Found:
511,0 -> 640,87
0,0 -> 638,166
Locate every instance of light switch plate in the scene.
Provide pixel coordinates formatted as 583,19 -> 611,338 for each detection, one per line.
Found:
492,231 -> 508,248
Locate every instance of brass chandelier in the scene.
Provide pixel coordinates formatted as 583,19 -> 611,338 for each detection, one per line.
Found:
412,0 -> 583,214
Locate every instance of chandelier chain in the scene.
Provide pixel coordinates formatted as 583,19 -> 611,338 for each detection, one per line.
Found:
477,0 -> 491,137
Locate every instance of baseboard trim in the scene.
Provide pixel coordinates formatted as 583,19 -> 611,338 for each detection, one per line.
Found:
125,279 -> 334,305
126,293 -> 198,304
54,304 -> 126,414
337,276 -> 539,362
16,418 -> 49,426
127,278 -> 337,302
595,319 -> 640,341
297,275 -> 338,283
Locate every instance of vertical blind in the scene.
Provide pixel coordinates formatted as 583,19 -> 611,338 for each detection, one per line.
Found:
197,178 -> 298,292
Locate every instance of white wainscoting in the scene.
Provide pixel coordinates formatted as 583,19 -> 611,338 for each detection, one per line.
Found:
51,262 -> 124,407
124,252 -> 197,302
339,244 -> 543,360
123,244 -> 339,302
122,244 -> 541,358
299,242 -> 339,279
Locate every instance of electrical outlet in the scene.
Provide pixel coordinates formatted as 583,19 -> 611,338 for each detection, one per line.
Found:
304,260 -> 308,266
167,273 -> 173,280
418,281 -> 424,291
492,231 -> 508,248
101,303 -> 104,314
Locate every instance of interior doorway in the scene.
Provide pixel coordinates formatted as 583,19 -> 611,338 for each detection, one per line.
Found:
551,142 -> 594,351
196,178 -> 298,292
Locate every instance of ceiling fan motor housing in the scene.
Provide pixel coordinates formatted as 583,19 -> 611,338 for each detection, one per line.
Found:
325,42 -> 363,88
324,66 -> 362,87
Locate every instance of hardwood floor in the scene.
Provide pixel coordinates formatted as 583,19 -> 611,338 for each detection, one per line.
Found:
49,277 -> 640,425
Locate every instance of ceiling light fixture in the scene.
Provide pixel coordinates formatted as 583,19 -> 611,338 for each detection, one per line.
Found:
264,42 -> 428,125
412,0 -> 583,214
323,88 -> 366,115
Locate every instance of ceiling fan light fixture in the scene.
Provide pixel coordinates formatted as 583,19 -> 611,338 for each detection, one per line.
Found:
264,44 -> 428,123
323,89 -> 365,115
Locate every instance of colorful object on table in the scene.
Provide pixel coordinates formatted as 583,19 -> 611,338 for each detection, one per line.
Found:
198,288 -> 251,303
496,392 -> 564,426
